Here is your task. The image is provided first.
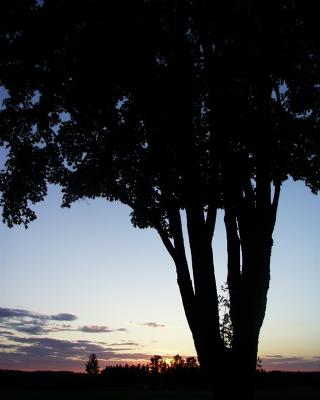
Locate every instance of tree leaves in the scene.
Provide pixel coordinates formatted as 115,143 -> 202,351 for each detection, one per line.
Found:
0,0 -> 319,228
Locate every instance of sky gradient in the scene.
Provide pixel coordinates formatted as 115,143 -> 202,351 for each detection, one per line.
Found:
0,177 -> 320,372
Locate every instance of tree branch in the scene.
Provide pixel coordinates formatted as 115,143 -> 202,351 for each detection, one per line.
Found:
224,206 -> 241,288
169,207 -> 190,270
206,202 -> 217,243
155,222 -> 177,261
168,205 -> 196,330
224,203 -> 242,339
270,180 -> 281,233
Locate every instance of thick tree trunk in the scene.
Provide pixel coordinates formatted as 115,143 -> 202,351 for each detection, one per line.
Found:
229,232 -> 273,400
157,173 -> 279,400
163,234 -> 273,399
160,214 -> 273,398
174,259 -> 228,398
191,326 -> 230,399
223,177 -> 278,400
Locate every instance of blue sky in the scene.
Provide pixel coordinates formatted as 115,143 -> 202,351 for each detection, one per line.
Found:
0,84 -> 320,371
0,177 -> 320,371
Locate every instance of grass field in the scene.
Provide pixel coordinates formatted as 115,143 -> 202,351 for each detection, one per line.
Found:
256,386 -> 320,399
1,388 -> 320,400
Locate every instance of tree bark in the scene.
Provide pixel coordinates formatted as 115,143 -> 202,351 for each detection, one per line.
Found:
224,178 -> 279,400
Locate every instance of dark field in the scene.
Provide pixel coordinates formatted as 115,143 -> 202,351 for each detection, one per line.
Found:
257,386 -> 320,399
1,388 -> 320,399
1,370 -> 320,399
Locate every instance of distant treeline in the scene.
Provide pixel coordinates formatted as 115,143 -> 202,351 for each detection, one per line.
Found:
0,368 -> 320,391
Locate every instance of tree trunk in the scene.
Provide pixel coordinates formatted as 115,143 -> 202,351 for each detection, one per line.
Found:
223,178 -> 277,400
174,257 -> 228,398
164,235 -> 272,399
230,231 -> 273,400
158,178 -> 278,400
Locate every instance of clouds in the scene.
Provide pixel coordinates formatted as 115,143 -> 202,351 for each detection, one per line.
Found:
0,335 -> 149,371
0,306 -> 150,371
110,341 -> 140,346
50,313 -> 78,321
79,325 -> 127,333
0,307 -> 77,335
1,306 -> 319,372
11,322 -> 47,335
0,307 -> 77,322
261,355 -> 320,371
0,307 -> 126,336
138,322 -> 165,328
0,308 -> 32,319
0,336 -> 149,370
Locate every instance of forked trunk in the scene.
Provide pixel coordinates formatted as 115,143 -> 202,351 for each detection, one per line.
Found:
157,177 -> 278,399
228,236 -> 273,399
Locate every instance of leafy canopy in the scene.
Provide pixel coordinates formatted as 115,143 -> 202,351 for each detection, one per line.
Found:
1,0 -> 320,229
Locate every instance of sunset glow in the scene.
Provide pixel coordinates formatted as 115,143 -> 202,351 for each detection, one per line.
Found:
0,180 -> 319,372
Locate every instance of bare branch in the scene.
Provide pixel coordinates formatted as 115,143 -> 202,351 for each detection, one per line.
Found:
155,222 -> 177,261
224,206 -> 241,288
270,180 -> 281,232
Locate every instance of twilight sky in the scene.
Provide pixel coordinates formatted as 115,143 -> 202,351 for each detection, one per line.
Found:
0,177 -> 320,372
0,82 -> 320,372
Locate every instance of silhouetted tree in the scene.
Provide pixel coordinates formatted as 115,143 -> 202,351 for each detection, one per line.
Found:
85,353 -> 99,375
256,357 -> 264,373
185,356 -> 198,369
1,1 -> 320,399
99,359 -> 203,389
150,355 -> 163,374
172,354 -> 185,370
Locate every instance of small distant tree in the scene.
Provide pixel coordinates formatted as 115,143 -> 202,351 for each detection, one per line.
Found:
85,353 -> 100,374
150,355 -> 162,374
256,357 -> 264,372
172,354 -> 185,370
185,356 -> 198,369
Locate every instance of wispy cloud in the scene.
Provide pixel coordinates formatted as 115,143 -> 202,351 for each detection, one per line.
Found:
261,355 -> 320,371
50,313 -> 77,321
0,330 -> 13,335
0,307 -> 125,336
0,308 -> 37,319
0,307 -> 77,322
79,325 -> 127,333
0,343 -> 16,349
110,341 -> 140,346
0,307 -> 78,336
264,354 -> 283,358
11,322 -> 46,335
138,322 -> 165,328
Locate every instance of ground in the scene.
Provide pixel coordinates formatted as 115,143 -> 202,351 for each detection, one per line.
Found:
1,388 -> 320,400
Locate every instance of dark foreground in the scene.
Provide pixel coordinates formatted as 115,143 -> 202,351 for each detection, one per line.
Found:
1,388 -> 320,400
0,370 -> 319,399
